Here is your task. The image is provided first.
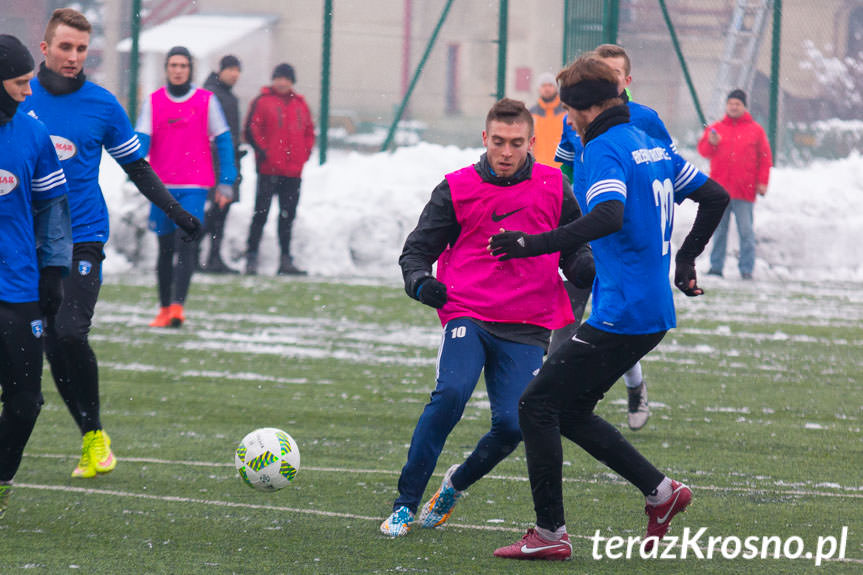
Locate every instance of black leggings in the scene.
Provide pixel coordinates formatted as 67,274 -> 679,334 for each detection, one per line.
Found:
519,323 -> 667,531
0,301 -> 44,481
156,232 -> 197,307
44,242 -> 104,435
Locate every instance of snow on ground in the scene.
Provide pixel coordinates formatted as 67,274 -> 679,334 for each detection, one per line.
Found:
99,144 -> 863,283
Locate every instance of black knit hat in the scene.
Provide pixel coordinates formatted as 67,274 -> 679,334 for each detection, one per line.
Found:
220,54 -> 241,71
165,45 -> 192,67
727,89 -> 747,107
0,34 -> 35,80
272,63 -> 295,83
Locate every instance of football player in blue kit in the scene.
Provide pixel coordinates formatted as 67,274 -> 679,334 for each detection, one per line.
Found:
551,43 -> 721,431
490,55 -> 728,560
19,8 -> 203,479
0,34 -> 72,517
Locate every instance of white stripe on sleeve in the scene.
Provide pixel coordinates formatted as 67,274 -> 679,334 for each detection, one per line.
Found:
585,178 -> 626,204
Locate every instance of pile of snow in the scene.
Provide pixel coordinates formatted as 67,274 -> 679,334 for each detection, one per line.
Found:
100,144 -> 863,283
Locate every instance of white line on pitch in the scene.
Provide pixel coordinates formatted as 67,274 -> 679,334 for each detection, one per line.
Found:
28,453 -> 863,500
14,482 -> 863,566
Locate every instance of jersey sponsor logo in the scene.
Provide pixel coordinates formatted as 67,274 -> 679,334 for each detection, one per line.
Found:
50,135 -> 78,161
0,169 -> 19,196
491,206 -> 526,222
31,319 -> 44,338
631,146 -> 671,165
78,260 -> 93,276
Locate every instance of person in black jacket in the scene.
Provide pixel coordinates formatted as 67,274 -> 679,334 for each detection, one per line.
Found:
200,55 -> 244,273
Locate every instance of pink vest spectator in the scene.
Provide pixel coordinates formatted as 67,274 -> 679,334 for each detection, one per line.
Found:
437,163 -> 574,330
149,87 -> 215,187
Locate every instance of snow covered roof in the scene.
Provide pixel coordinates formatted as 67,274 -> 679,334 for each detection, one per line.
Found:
117,13 -> 278,57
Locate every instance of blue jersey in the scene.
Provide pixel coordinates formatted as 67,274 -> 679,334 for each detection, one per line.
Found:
21,79 -> 145,243
580,122 -> 690,334
555,100 -> 707,197
0,113 -> 69,302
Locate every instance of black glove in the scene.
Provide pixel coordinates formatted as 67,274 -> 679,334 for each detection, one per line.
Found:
415,278 -> 448,309
570,249 -> 595,289
489,230 -> 549,261
674,256 -> 704,297
166,202 -> 203,242
38,266 -> 64,317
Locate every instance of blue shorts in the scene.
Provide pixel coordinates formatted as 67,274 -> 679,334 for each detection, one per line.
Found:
148,187 -> 207,236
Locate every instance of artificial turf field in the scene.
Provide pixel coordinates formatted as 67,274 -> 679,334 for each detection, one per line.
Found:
1,274 -> 860,574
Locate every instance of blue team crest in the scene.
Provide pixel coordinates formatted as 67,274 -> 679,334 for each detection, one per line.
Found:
31,319 -> 44,338
78,260 -> 93,276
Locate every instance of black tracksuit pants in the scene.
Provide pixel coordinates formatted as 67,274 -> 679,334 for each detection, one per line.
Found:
0,301 -> 44,481
519,322 -> 667,531
44,242 -> 105,436
246,175 -> 301,257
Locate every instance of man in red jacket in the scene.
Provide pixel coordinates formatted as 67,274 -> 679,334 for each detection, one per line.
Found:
698,89 -> 772,279
244,63 -> 315,275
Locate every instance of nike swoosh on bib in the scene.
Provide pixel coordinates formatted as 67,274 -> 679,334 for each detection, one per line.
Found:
491,207 -> 526,222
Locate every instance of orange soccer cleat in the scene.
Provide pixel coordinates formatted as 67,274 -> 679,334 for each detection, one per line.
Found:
168,303 -> 185,327
149,306 -> 172,327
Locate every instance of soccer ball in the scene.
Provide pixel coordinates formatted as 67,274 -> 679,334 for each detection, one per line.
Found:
234,427 -> 300,491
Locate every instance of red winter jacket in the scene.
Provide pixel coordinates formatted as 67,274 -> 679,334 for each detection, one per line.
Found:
245,87 -> 315,177
697,111 -> 772,202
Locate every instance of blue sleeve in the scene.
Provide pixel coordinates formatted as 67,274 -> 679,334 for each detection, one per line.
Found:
669,148 -> 708,203
33,194 -> 73,273
31,126 -> 68,202
104,96 -> 145,165
214,131 -> 237,184
554,119 -> 577,165
582,139 -> 628,211
136,132 -> 151,156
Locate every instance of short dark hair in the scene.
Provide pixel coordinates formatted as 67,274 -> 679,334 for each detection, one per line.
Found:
44,8 -> 92,44
485,98 -> 534,135
594,43 -> 631,76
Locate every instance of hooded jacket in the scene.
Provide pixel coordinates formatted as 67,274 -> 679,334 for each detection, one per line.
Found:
697,111 -> 771,202
245,87 -> 315,177
529,95 -> 566,168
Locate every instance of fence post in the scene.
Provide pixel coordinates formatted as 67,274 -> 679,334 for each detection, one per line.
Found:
319,0 -> 333,164
496,0 -> 508,100
127,0 -> 142,122
658,0 -> 706,127
768,0 -> 782,162
381,0 -> 455,152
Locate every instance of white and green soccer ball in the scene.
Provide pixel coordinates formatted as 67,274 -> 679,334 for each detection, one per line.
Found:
235,427 -> 300,491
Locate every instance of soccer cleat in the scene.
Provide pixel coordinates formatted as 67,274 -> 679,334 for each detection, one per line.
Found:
72,433 -> 96,478
0,483 -> 11,519
627,382 -> 650,430
380,505 -> 414,537
149,306 -> 172,327
493,528 -> 572,561
168,303 -> 185,328
418,464 -> 463,528
644,480 -> 692,549
90,430 -> 117,474
72,430 -> 116,478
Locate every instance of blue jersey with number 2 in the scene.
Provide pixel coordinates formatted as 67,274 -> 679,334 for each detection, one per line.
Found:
580,122 -> 689,335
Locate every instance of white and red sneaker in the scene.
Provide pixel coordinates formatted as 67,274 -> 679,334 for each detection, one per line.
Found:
644,480 -> 692,549
493,528 -> 572,561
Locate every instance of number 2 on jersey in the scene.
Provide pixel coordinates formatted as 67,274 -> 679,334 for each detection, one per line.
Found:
652,178 -> 674,255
